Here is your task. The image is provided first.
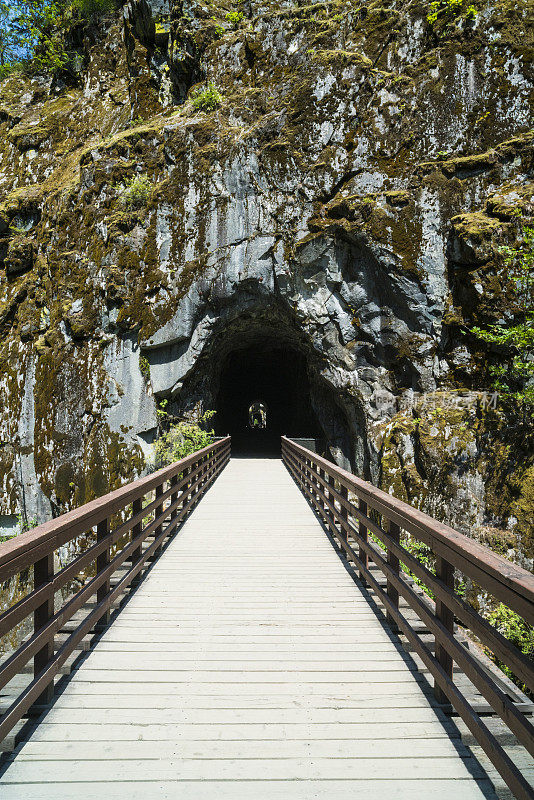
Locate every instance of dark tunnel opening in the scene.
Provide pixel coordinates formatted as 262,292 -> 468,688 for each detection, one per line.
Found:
214,345 -> 324,455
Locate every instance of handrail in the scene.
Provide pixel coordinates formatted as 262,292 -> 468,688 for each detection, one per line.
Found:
281,436 -> 534,800
0,437 -> 231,744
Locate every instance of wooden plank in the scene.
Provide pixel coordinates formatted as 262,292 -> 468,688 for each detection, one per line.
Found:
0,780 -> 497,800
38,691 -> 441,710
0,757 -> 488,781
26,719 -> 458,740
13,738 -> 474,761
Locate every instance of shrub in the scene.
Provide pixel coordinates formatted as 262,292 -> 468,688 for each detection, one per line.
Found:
120,174 -> 153,209
486,604 -> 534,696
191,82 -> 223,112
139,355 -> 150,383
71,0 -> 115,19
426,0 -> 476,26
153,410 -> 216,468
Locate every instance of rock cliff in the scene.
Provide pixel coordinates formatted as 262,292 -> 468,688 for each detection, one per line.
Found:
0,0 -> 532,565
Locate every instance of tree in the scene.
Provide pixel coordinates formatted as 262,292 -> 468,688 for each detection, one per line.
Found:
0,0 -> 69,74
0,3 -> 18,66
0,0 -> 114,77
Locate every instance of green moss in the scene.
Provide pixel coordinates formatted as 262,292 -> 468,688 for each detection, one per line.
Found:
4,236 -> 34,275
486,184 -> 533,222
385,190 -> 410,207
7,123 -> 50,151
379,392 -> 485,518
310,50 -> 372,68
510,465 -> 534,559
441,151 -> 498,177
379,412 -> 425,505
451,211 -> 504,241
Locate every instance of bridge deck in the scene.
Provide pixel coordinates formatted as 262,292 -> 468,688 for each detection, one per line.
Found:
0,458 -> 496,799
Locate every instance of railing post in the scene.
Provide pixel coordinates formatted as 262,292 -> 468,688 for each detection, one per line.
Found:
297,454 -> 303,490
197,455 -> 205,500
207,450 -> 213,484
302,456 -> 309,494
327,472 -> 335,509
313,462 -> 321,509
358,499 -> 368,585
130,496 -> 143,580
210,448 -> 216,481
33,553 -> 54,707
204,452 -> 210,489
190,462 -> 197,509
339,483 -> 348,545
154,482 -> 164,556
310,460 -> 318,510
170,473 -> 178,531
301,455 -> 308,493
386,520 -> 400,629
201,453 -> 208,494
307,460 -> 312,497
96,517 -> 111,629
435,555 -> 454,703
318,467 -> 325,510
186,463 -> 195,515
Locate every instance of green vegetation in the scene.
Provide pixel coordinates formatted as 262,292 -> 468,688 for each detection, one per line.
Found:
154,410 -> 216,468
471,225 -> 534,410
119,175 -> 153,209
486,603 -> 534,696
400,534 -> 436,597
225,10 -> 244,25
9,224 -> 27,236
426,0 -> 477,26
191,82 -> 223,113
212,21 -> 225,37
139,355 -> 150,383
156,398 -> 169,420
0,513 -> 37,542
0,0 -> 114,77
17,512 -> 37,533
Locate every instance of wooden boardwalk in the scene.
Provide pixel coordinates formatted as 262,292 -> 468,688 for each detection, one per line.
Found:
0,457 -> 498,799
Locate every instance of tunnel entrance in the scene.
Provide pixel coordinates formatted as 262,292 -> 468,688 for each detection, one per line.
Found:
214,345 -> 324,455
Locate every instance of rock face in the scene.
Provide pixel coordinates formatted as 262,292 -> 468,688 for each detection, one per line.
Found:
0,0 -> 532,564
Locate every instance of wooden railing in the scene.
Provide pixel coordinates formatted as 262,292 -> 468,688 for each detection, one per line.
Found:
282,436 -> 534,800
0,437 -> 231,744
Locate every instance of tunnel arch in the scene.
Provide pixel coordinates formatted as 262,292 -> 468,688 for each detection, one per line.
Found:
158,301 -> 365,467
